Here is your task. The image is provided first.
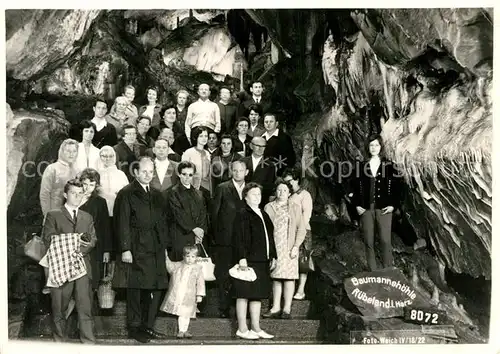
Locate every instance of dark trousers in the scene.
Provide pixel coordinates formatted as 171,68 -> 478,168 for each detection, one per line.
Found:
213,245 -> 233,312
360,204 -> 393,271
50,275 -> 95,343
126,288 -> 164,330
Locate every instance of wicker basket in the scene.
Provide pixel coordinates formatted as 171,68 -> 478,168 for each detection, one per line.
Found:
97,263 -> 115,309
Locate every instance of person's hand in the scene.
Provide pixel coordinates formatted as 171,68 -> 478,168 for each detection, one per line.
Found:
196,296 -> 203,303
356,206 -> 366,215
382,206 -> 394,215
238,258 -> 248,270
122,250 -> 133,263
103,252 -> 110,263
269,258 -> 277,271
193,227 -> 204,238
195,234 -> 203,244
290,246 -> 299,259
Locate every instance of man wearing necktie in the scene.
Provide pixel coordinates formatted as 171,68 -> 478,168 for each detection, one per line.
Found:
238,81 -> 271,118
113,157 -> 170,343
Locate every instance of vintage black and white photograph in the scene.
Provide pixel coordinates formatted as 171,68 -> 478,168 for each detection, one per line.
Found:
4,8 -> 494,347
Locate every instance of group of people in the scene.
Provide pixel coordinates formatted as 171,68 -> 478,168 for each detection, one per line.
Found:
37,79 -> 401,344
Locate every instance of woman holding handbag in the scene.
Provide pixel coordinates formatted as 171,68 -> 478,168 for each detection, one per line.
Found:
232,182 -> 277,340
263,179 -> 306,319
283,168 -> 314,300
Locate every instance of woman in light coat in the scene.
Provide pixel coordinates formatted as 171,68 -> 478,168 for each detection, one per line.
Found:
74,120 -> 101,174
263,178 -> 306,319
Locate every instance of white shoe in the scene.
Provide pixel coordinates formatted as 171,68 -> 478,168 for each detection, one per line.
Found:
236,330 -> 259,340
250,330 -> 274,339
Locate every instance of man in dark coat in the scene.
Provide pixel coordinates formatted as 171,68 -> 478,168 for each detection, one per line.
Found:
210,160 -> 248,317
114,124 -> 141,182
113,157 -> 170,343
167,161 -> 208,262
217,86 -> 238,134
241,137 -> 276,206
238,81 -> 271,117
262,112 -> 296,176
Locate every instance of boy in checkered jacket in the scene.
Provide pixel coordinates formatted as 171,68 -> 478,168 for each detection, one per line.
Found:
41,179 -> 97,344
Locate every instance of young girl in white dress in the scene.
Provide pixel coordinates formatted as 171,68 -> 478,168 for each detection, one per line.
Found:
160,244 -> 205,338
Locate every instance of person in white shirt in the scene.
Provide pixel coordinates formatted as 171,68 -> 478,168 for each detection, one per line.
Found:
75,120 -> 100,174
185,83 -> 221,138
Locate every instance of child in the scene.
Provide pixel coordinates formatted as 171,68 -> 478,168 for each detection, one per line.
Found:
160,244 -> 205,338
40,178 -> 97,344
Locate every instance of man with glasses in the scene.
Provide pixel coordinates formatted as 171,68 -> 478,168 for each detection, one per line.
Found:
241,137 -> 276,206
167,161 -> 208,262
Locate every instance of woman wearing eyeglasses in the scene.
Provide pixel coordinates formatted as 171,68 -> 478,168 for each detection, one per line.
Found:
167,161 -> 208,262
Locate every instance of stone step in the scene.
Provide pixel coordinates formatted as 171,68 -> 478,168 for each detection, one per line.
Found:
110,285 -> 318,319
18,336 -> 322,345
26,314 -> 321,339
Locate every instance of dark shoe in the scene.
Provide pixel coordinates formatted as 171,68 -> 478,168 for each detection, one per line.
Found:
262,310 -> 281,318
144,327 -> 167,339
281,312 -> 292,319
128,327 -> 150,343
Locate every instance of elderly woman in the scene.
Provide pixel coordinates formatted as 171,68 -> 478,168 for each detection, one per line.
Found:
78,168 -> 113,290
232,182 -> 277,340
282,168 -> 314,301
232,116 -> 252,157
138,86 -> 162,127
96,146 -> 129,256
211,134 -> 239,190
175,89 -> 190,128
181,126 -> 211,199
351,134 -> 401,271
39,138 -> 79,217
75,120 -> 101,173
106,96 -> 137,139
263,179 -> 306,319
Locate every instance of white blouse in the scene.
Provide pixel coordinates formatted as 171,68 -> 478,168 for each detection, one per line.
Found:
75,143 -> 100,174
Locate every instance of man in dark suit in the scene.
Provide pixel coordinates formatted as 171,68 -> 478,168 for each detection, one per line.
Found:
241,137 -> 276,206
41,179 -> 97,344
238,81 -> 271,117
211,160 -> 248,317
149,138 -> 179,196
113,157 -> 170,343
262,112 -> 296,176
114,124 -> 141,182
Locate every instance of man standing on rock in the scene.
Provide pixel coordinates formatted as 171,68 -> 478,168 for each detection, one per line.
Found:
113,156 -> 170,343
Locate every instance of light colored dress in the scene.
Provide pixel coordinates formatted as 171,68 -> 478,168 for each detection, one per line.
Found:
160,260 -> 206,318
270,204 -> 299,280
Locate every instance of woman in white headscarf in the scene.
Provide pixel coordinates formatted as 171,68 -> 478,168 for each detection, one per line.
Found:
97,145 -> 129,217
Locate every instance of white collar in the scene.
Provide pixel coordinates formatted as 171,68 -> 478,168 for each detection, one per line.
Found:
64,203 -> 79,215
263,129 -> 279,140
232,179 -> 245,189
253,96 -> 262,102
155,157 -> 170,165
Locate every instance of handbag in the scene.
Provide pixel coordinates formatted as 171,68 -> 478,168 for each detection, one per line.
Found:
196,244 -> 216,281
24,234 -> 47,262
299,245 -> 315,273
229,264 -> 257,282
97,263 -> 116,309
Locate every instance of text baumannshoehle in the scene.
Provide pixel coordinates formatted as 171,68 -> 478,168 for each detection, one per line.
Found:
350,276 -> 416,308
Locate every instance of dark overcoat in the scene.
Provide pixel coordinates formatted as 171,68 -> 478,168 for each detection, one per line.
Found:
79,194 -> 112,289
167,183 -> 208,261
112,179 -> 169,289
211,180 -> 246,246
